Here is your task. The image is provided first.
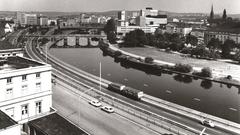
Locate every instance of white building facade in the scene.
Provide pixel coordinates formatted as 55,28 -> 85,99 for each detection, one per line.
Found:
0,56 -> 52,125
117,26 -> 158,36
204,31 -> 240,44
0,49 -> 24,58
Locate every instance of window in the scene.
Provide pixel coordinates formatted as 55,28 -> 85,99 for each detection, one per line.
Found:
36,101 -> 42,114
6,88 -> 13,99
22,85 -> 28,95
36,82 -> 41,90
21,105 -> 28,116
7,78 -> 12,84
36,73 -> 40,78
6,108 -> 14,118
22,75 -> 27,81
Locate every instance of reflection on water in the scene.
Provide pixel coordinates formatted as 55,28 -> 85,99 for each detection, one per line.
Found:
200,80 -> 213,89
173,74 -> 193,84
50,48 -> 240,123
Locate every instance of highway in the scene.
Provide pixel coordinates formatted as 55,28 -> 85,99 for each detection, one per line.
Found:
25,34 -> 237,135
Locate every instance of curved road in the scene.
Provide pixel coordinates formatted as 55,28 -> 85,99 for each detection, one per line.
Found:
25,36 -> 236,135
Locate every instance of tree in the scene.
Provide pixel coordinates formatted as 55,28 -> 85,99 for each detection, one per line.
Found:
145,57 -> 154,64
50,21 -> 56,26
201,67 -> 212,77
104,19 -> 116,34
234,50 -> 240,63
207,38 -> 222,50
107,31 -> 116,44
155,33 -> 167,49
185,34 -> 198,47
222,9 -> 227,20
123,29 -> 147,47
174,63 -> 193,73
146,33 -> 156,46
169,33 -> 183,51
104,19 -> 116,43
191,45 -> 210,58
221,39 -> 235,58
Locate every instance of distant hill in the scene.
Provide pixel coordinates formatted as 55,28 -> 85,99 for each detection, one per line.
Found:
0,10 -> 239,19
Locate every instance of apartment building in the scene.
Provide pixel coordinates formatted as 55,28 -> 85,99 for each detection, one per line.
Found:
204,30 -> 240,44
0,56 -> 52,133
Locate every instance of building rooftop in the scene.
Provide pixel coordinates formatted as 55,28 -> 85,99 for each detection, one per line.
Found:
0,56 -> 44,72
207,27 -> 240,34
0,110 -> 17,130
146,15 -> 167,18
29,113 -> 87,135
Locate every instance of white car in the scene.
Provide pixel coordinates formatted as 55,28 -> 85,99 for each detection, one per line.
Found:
89,99 -> 102,107
101,106 -> 114,113
201,119 -> 215,128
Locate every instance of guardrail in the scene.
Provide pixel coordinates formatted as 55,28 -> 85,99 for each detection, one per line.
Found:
53,69 -> 198,135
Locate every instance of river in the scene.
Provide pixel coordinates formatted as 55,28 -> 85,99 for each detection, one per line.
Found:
49,48 -> 240,123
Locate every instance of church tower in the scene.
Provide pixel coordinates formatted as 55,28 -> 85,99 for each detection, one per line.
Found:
210,4 -> 214,20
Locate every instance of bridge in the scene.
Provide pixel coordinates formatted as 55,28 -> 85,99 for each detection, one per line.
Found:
24,34 -> 107,47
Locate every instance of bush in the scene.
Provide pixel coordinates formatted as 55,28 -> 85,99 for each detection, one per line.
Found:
226,75 -> 232,80
181,47 -> 192,54
114,50 -> 122,57
144,57 -> 154,64
201,67 -> 212,77
174,63 -> 193,73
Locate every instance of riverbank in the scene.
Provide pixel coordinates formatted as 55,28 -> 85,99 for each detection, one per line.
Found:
105,43 -> 240,87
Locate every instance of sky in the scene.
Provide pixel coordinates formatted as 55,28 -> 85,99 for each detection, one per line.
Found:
0,0 -> 240,14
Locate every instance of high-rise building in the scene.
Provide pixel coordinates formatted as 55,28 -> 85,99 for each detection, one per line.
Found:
118,11 -> 126,21
16,12 -> 38,26
24,14 -> 38,25
39,16 -> 48,26
16,12 -> 25,26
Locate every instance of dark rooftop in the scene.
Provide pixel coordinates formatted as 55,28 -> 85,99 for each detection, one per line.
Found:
29,113 -> 87,135
0,56 -> 44,71
0,110 -> 17,130
207,27 -> 240,34
146,15 -> 167,18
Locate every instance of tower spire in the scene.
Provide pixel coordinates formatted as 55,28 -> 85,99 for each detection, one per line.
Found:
210,4 -> 214,20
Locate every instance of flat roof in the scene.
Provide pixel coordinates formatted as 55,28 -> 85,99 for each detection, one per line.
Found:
29,113 -> 88,135
0,110 -> 17,130
0,56 -> 44,72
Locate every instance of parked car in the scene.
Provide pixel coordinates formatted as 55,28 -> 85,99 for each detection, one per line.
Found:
101,106 -> 114,113
201,119 -> 215,128
89,99 -> 102,107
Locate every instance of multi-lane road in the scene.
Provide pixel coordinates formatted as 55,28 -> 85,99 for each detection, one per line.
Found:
25,34 -> 238,135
